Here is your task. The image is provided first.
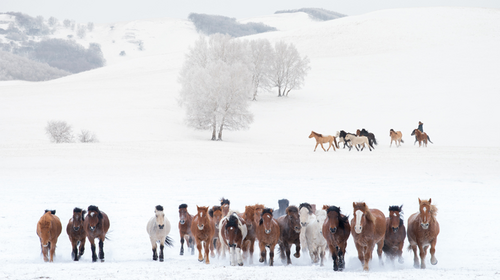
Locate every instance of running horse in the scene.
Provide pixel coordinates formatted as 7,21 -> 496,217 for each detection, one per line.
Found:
389,129 -> 404,147
178,204 -> 195,255
37,210 -> 62,262
276,206 -> 302,265
322,205 -> 350,271
220,212 -> 247,266
208,206 -> 223,258
407,198 -> 440,269
240,205 -> 258,264
309,131 -> 338,152
382,205 -> 406,264
84,205 -> 110,262
66,207 -> 86,261
256,208 -> 281,266
411,129 -> 433,147
147,205 -> 173,262
351,202 -> 386,271
191,206 -> 214,264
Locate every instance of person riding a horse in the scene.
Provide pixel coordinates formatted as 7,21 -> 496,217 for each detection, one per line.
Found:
418,121 -> 424,132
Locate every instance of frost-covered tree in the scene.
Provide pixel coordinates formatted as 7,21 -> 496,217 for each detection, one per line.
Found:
45,121 -> 74,143
269,41 -> 311,97
178,34 -> 253,141
248,39 -> 273,100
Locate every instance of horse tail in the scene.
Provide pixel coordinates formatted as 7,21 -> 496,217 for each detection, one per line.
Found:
427,135 -> 433,144
165,235 -> 174,247
373,137 -> 378,145
401,139 -> 404,143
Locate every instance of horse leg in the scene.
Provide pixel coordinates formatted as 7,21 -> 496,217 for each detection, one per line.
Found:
294,240 -> 301,259
98,239 -> 105,262
159,238 -> 165,262
180,236 -> 185,255
314,143 -> 319,152
204,240 -> 211,264
209,237 -> 215,258
248,240 -> 255,264
269,244 -> 276,266
430,238 -> 438,265
377,239 -> 384,266
189,236 -> 195,255
279,242 -> 286,263
89,238 -> 98,262
196,239 -> 204,262
49,240 -> 56,262
236,247 -> 244,266
79,238 -> 86,258
339,247 -> 346,271
419,244 -> 428,269
285,244 -> 292,265
332,248 -> 339,271
71,240 -> 79,261
320,143 -> 326,152
151,238 -> 158,261
259,242 -> 266,263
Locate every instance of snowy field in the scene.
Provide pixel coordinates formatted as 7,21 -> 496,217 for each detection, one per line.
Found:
1,7 -> 500,280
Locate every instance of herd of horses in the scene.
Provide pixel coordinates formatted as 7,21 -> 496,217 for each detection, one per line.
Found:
36,198 -> 439,272
309,127 -> 433,152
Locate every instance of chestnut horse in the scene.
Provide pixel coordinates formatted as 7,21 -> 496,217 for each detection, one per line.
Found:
276,206 -> 301,265
220,197 -> 230,217
66,207 -> 86,261
411,129 -> 433,147
178,204 -> 195,255
208,206 -> 223,258
191,206 -> 214,264
220,212 -> 247,266
382,205 -> 406,264
147,205 -> 173,262
84,205 -> 110,262
36,210 -> 62,262
256,208 -> 280,266
240,205 -> 258,264
407,198 -> 440,269
322,205 -> 350,271
389,129 -> 404,147
309,131 -> 338,152
351,202 -> 386,271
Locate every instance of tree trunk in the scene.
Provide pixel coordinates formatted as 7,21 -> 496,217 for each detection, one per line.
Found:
211,124 -> 217,141
217,124 -> 223,141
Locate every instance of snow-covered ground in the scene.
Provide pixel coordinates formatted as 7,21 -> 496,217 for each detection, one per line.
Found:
1,7 -> 499,280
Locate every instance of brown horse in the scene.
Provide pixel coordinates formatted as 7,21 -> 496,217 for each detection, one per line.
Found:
240,205 -> 258,264
208,205 -> 223,258
220,212 -> 247,266
178,204 -> 195,256
309,131 -> 338,152
322,205 -> 350,271
36,210 -> 62,262
276,205 -> 301,265
256,208 -> 281,266
407,198 -> 440,269
351,202 -> 386,271
84,205 -> 110,262
382,205 -> 406,264
191,206 -> 214,264
411,129 -> 433,147
389,129 -> 404,147
220,197 -> 230,217
66,207 -> 87,261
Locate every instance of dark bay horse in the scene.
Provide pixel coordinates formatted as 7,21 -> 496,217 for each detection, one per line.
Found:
276,206 -> 301,265
220,212 -> 247,266
178,204 -> 195,255
84,205 -> 110,262
411,129 -> 433,147
240,205 -> 258,264
382,205 -> 406,264
351,202 -> 386,271
256,208 -> 281,266
191,206 -> 214,264
37,210 -> 62,262
357,128 -> 377,149
407,198 -> 440,269
66,207 -> 86,261
208,206 -> 223,258
322,205 -> 350,271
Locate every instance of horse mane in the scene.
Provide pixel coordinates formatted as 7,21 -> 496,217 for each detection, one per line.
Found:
430,205 -> 438,220
220,197 -> 230,206
388,205 -> 403,213
311,131 -> 323,137
209,206 -> 222,217
286,206 -> 299,215
354,202 -> 375,223
261,208 -> 273,216
156,205 -> 164,211
326,206 -> 348,229
44,209 -> 56,215
179,203 -> 188,209
73,207 -> 83,213
299,203 -> 313,214
88,205 -> 103,220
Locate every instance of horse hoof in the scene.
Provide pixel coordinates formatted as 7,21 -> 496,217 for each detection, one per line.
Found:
238,262 -> 243,266
198,259 -> 204,262
159,258 -> 164,262
100,259 -> 105,263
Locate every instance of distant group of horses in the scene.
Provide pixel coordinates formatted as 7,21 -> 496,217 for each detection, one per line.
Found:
309,127 -> 433,152
37,198 -> 439,272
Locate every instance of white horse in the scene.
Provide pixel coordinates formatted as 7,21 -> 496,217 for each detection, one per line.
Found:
147,205 -> 173,261
344,134 -> 372,151
219,211 -> 247,266
299,203 -> 315,254
304,209 -> 328,265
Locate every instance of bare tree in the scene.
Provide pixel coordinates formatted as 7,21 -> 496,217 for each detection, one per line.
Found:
248,39 -> 273,100
45,120 -> 74,143
78,129 -> 98,143
269,41 -> 311,97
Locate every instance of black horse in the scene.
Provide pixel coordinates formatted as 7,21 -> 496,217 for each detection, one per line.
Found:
357,129 -> 377,149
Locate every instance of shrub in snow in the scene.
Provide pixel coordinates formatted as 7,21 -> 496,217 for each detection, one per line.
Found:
78,130 -> 99,143
45,121 -> 74,143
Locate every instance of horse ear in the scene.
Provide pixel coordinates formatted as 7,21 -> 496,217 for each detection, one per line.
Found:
323,205 -> 328,210
352,202 -> 356,208
82,210 -> 86,221
259,218 -> 263,225
418,198 -> 421,204
429,198 -> 432,204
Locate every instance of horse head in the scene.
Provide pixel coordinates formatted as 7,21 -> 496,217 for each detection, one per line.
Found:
418,198 -> 432,230
72,207 -> 86,231
38,210 -> 56,247
353,202 -> 369,234
286,206 -> 301,233
325,206 -> 346,234
195,206 -> 210,231
411,129 -> 417,136
220,197 -> 230,216
209,206 -> 223,230
259,208 -> 274,234
388,205 -> 403,233
243,205 -> 256,230
253,204 -> 265,225
178,204 -> 190,225
225,213 -> 242,247
87,205 -> 103,232
299,203 -> 313,227
154,205 -> 166,230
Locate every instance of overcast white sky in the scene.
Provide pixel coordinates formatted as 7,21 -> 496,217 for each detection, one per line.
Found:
2,0 -> 500,23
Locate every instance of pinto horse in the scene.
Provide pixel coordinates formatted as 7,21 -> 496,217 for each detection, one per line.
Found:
220,212 -> 247,266
309,131 -> 338,152
256,208 -> 281,266
208,206 -> 223,258
351,202 -> 386,271
37,210 -> 62,262
84,205 -> 110,262
276,206 -> 301,265
390,129 -> 404,147
322,205 -> 350,271
382,205 -> 406,264
178,204 -> 195,255
411,129 -> 433,147
191,206 -> 214,264
66,207 -> 86,261
147,205 -> 173,262
407,198 -> 440,269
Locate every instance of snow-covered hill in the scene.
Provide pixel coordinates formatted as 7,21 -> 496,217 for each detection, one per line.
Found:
0,7 -> 499,280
